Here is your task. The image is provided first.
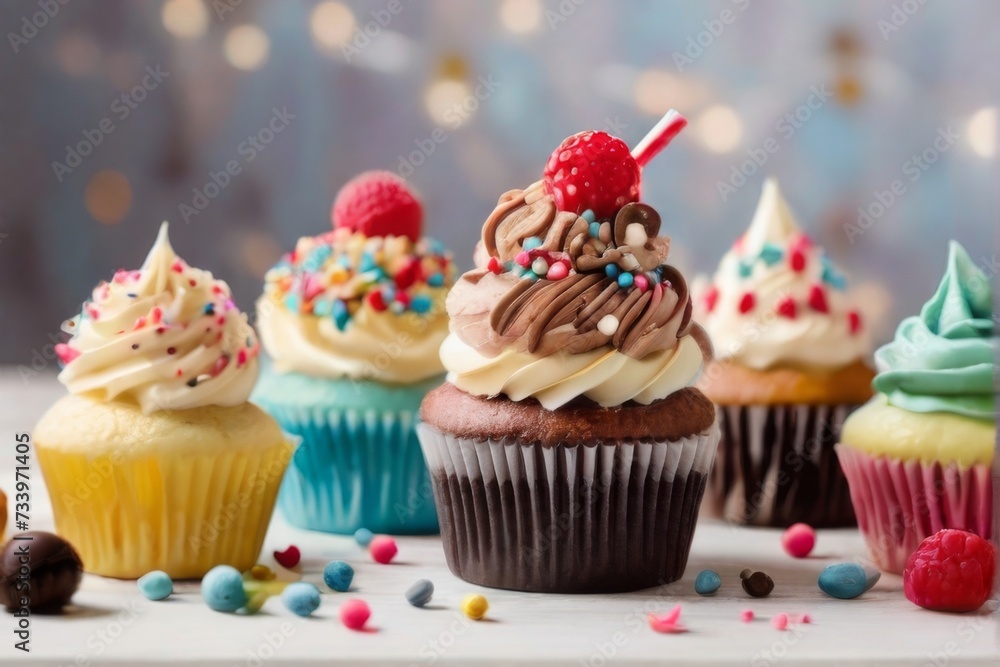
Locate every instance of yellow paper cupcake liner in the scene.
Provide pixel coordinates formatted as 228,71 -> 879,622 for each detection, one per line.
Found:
36,440 -> 292,579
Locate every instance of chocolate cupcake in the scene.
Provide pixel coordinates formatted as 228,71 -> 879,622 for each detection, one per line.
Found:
417,112 -> 720,593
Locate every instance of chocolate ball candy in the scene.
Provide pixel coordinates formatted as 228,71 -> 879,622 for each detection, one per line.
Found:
0,531 -> 83,613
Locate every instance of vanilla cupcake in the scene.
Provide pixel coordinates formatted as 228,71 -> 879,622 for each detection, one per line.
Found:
838,241 -> 994,573
34,223 -> 292,579
696,178 -> 875,527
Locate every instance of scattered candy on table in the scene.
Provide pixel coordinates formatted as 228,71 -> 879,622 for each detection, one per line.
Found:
281,582 -> 322,617
274,545 -> 301,569
202,565 -> 249,613
740,569 -> 774,598
818,563 -> 880,600
694,569 -> 721,596
771,612 -> 789,631
370,536 -> 398,564
648,604 -> 687,634
354,528 -> 374,547
340,599 -> 371,631
903,529 -> 997,613
323,561 -> 355,593
405,579 -> 434,608
137,571 -> 173,601
782,523 -> 816,559
740,609 -> 755,623
461,594 -> 489,621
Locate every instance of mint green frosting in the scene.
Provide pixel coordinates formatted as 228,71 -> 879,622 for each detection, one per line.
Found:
873,241 -> 995,421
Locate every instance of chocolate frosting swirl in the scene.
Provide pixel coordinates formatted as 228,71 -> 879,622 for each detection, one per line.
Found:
456,182 -> 710,361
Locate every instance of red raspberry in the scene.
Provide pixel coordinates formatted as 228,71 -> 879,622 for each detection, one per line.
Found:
332,170 -> 423,241
542,131 -> 640,219
903,529 -> 996,613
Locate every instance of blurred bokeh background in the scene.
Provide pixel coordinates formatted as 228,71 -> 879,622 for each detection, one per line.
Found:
1,0 -> 997,364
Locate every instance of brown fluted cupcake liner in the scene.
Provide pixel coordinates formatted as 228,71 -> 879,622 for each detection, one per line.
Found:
417,422 -> 720,593
704,403 -> 858,528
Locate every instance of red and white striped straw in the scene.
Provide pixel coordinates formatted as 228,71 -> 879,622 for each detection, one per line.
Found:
631,109 -> 687,168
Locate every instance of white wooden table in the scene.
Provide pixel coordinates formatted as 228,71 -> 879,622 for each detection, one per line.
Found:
1,370 -> 997,666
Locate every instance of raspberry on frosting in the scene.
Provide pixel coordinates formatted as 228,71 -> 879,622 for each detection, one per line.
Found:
332,170 -> 423,242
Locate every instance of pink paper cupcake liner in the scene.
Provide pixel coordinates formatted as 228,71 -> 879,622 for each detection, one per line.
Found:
836,444 -> 993,573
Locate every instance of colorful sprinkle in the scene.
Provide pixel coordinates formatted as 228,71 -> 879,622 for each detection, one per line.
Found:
515,251 -> 532,268
848,310 -> 862,334
487,257 -> 503,274
738,261 -> 753,278
776,297 -> 797,319
648,604 -> 687,634
332,300 -> 350,331
427,272 -> 445,287
782,523 -> 817,558
588,221 -> 601,238
461,594 -> 489,621
323,561 -> 354,592
605,264 -> 620,279
633,273 -> 649,292
55,343 -> 80,365
617,272 -> 634,288
410,295 -> 432,314
339,599 -> 371,631
405,580 -> 434,608
523,236 -> 543,250
694,569 -> 721,595
597,314 -> 619,336
354,528 -> 374,547
366,289 -> 388,312
738,292 -> 755,314
137,571 -> 173,601
741,609 -> 755,623
771,612 -> 789,631
531,257 -> 549,276
789,248 -> 806,272
703,286 -> 719,312
250,565 -> 275,581
808,284 -> 829,313
581,209 -> 596,224
370,536 -> 398,564
759,243 -> 783,266
201,565 -> 248,613
273,545 -> 301,569
546,261 -> 569,281
282,582 -> 321,617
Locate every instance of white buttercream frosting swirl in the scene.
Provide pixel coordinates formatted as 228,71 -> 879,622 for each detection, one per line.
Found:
695,178 -> 871,371
57,223 -> 260,413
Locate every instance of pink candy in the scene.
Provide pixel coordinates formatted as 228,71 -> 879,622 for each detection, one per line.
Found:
781,523 -> 816,558
633,274 -> 649,292
370,536 -> 398,564
740,609 -> 755,623
546,261 -> 569,280
339,598 -> 371,631
648,604 -> 687,634
771,613 -> 789,631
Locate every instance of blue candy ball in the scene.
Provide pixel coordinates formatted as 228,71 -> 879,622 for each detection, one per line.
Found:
818,563 -> 880,600
137,570 -> 173,601
354,528 -> 374,547
323,560 -> 355,593
202,565 -> 248,613
694,569 -> 722,596
281,582 -> 322,617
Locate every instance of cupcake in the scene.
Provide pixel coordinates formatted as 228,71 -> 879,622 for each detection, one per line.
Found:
253,171 -> 456,535
838,241 -> 994,573
695,178 -> 874,527
418,112 -> 721,593
34,223 -> 291,579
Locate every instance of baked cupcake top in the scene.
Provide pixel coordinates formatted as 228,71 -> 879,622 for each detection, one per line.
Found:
873,241 -> 993,421
257,171 -> 456,384
55,223 -> 260,413
442,113 -> 711,410
696,178 -> 871,372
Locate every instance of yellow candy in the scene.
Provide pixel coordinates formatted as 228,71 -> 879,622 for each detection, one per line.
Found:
461,593 -> 488,620
250,564 -> 275,581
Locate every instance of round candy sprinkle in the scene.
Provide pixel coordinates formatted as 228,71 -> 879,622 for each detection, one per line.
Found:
370,536 -> 398,564
740,609 -> 755,623
281,582 -> 321,617
582,209 -> 597,224
740,570 -> 774,598
546,262 -> 569,281
617,272 -> 634,288
339,598 -> 371,631
202,565 -> 248,613
250,564 -> 276,581
782,523 -> 816,559
605,264 -> 620,279
694,569 -> 721,596
137,571 -> 173,601
818,563 -> 879,600
323,561 -> 355,593
405,579 -> 434,608
461,594 -> 489,620
623,222 -> 648,247
273,545 -> 301,569
647,604 -> 687,634
633,274 -> 649,292
515,251 -> 532,268
597,314 -> 619,336
771,612 -> 789,631
531,257 -> 549,276
354,528 -> 374,547
588,221 -> 601,237
523,236 -> 543,250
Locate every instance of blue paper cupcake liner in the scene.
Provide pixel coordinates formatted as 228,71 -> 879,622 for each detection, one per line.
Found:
253,371 -> 441,535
